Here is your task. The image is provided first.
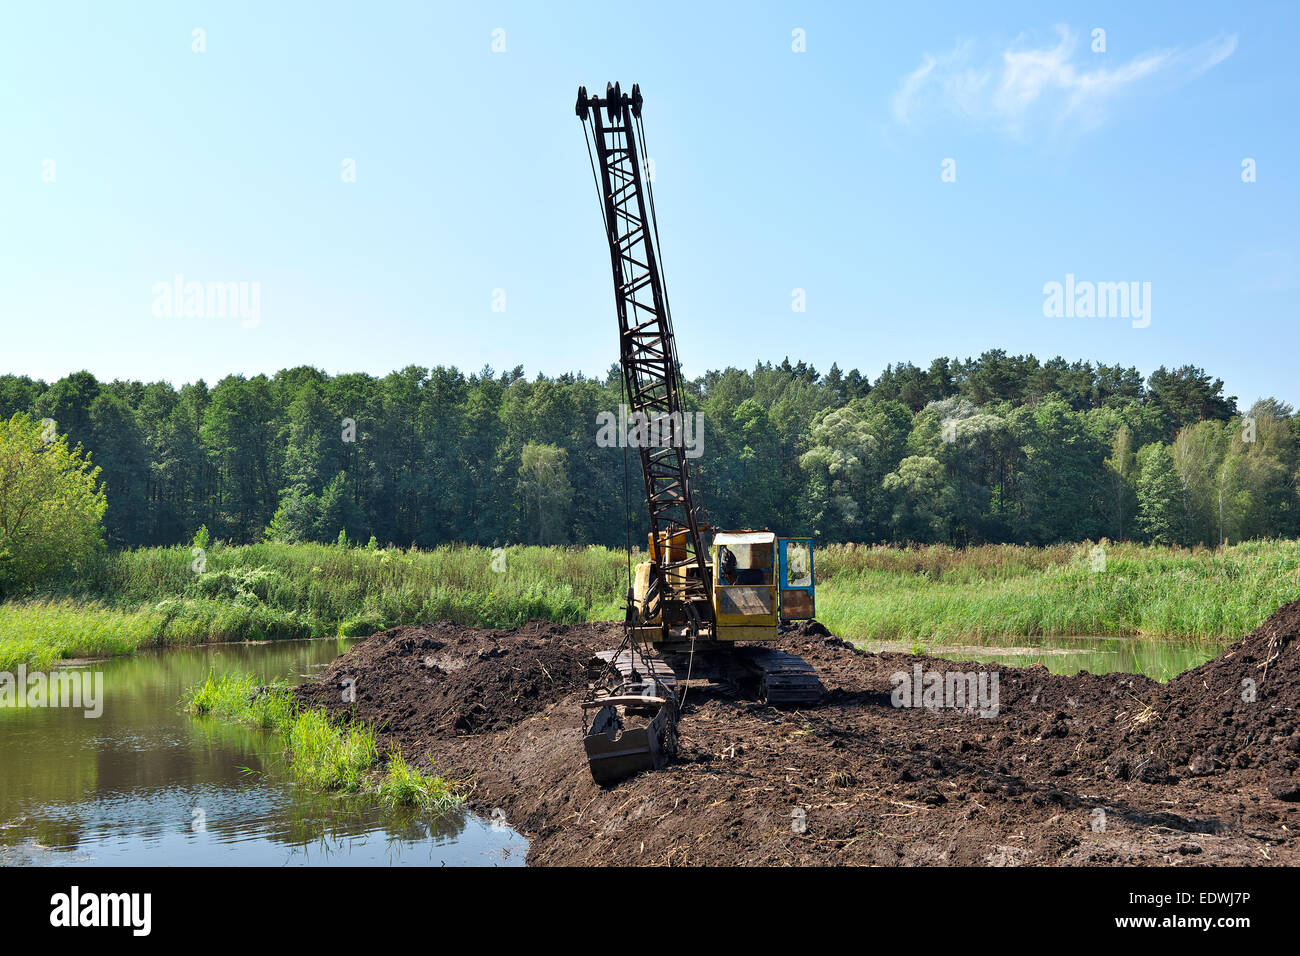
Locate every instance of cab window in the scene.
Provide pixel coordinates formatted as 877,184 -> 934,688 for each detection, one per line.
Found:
717,542 -> 773,586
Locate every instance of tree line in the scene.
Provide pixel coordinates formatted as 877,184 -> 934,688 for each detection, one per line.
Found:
1,350 -> 1294,550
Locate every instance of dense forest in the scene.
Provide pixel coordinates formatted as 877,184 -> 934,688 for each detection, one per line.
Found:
1,351 -> 1295,550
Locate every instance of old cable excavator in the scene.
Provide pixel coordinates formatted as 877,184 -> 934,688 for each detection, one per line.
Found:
576,83 -> 824,784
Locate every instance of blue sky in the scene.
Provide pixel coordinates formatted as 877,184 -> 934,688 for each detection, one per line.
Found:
1,1 -> 1296,409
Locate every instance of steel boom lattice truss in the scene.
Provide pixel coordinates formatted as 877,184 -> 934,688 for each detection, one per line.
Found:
578,83 -> 709,612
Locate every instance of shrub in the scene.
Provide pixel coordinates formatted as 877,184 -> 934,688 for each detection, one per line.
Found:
0,413 -> 106,596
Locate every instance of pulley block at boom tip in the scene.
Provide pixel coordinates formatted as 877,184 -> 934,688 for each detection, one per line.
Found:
575,82 -> 643,120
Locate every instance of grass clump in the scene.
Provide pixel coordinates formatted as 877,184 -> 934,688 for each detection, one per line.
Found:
93,541 -> 635,630
378,751 -> 459,812
182,671 -> 295,729
181,671 -> 461,811
286,708 -> 378,792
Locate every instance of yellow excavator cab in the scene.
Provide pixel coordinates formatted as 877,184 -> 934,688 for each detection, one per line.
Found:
711,532 -> 817,640
712,531 -> 778,640
629,531 -> 817,643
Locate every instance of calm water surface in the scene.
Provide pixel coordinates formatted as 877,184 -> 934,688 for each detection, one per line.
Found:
0,639 -> 527,866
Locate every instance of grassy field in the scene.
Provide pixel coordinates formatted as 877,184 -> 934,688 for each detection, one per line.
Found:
0,600 -> 164,670
183,670 -> 460,810
815,539 -> 1300,644
3,539 -> 1300,670
0,541 -> 632,670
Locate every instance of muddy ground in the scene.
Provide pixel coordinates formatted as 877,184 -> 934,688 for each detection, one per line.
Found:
295,604 -> 1300,866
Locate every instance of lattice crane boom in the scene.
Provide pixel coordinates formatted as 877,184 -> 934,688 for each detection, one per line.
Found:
577,83 -> 710,615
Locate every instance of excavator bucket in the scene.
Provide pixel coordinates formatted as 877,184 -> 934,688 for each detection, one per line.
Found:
582,692 -> 677,786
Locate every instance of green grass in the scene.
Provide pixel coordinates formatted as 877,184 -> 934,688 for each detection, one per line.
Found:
182,671 -> 296,729
379,750 -> 460,812
816,539 -> 1300,645
6,539 -> 1300,670
285,708 -> 378,792
81,541 -> 634,627
182,671 -> 459,809
0,599 -> 164,670
0,541 -> 637,667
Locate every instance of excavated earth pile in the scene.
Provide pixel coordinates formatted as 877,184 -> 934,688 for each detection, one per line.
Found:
294,608 -> 1300,866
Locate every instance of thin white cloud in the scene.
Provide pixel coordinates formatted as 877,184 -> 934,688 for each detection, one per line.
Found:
893,27 -> 1237,135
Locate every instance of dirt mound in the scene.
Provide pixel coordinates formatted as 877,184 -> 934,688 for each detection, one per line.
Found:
1107,600 -> 1300,795
294,611 -> 1300,866
297,619 -> 616,736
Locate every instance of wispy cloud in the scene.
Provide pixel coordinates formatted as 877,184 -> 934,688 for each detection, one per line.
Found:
893,27 -> 1237,136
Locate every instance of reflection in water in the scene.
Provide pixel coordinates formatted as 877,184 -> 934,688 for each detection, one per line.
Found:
0,639 -> 526,866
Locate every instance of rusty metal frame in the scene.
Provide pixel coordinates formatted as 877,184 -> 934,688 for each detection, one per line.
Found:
579,83 -> 709,615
